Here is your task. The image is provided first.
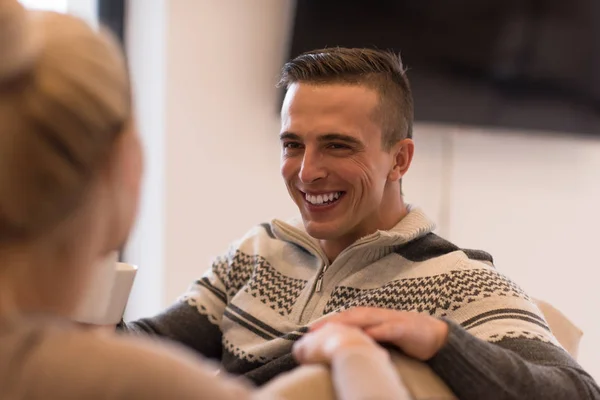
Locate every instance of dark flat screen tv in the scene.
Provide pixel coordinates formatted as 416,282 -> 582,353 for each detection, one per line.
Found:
286,0 -> 600,135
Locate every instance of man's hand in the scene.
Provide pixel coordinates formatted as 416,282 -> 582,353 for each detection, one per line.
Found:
293,322 -> 386,365
310,307 -> 450,361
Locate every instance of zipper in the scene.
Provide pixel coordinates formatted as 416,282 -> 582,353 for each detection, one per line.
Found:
270,220 -> 331,322
315,264 -> 329,292
315,233 -> 384,291
300,260 -> 328,323
299,234 -> 384,323
315,274 -> 323,292
271,219 -> 389,322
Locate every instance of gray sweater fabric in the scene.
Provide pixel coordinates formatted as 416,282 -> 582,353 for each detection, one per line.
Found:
121,208 -> 600,398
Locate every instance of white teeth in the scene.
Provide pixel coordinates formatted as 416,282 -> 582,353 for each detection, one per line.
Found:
305,192 -> 342,205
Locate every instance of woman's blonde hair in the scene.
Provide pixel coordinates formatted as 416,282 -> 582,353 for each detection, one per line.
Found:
0,1 -> 131,243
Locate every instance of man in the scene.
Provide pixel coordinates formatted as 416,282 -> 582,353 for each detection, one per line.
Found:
121,48 -> 599,398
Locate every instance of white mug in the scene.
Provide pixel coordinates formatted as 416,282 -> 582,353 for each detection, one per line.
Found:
72,252 -> 138,325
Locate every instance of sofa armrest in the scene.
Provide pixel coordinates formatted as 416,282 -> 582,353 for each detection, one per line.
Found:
256,351 -> 457,400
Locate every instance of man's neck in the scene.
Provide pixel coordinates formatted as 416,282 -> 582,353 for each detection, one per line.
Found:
320,201 -> 409,262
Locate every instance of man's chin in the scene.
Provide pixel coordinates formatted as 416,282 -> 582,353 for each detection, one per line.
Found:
302,219 -> 342,240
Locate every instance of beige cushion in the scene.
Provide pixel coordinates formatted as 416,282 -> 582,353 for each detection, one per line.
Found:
257,352 -> 456,400
256,364 -> 335,400
533,298 -> 583,359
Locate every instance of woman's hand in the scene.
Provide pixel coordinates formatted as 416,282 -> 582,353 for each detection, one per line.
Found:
293,322 -> 387,365
310,307 -> 450,361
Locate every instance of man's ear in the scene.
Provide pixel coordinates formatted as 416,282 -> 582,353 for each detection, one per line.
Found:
387,138 -> 414,181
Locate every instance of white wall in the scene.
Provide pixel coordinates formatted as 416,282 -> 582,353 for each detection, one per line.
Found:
445,128 -> 600,380
163,0 -> 297,305
125,0 -> 600,381
405,125 -> 600,380
67,0 -> 97,25
19,0 -> 97,24
124,0 -> 297,317
124,0 -> 168,316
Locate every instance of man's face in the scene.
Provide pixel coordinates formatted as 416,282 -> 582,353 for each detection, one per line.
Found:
280,83 -> 401,243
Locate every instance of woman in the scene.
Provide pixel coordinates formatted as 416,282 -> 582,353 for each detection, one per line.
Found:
0,1 -> 409,399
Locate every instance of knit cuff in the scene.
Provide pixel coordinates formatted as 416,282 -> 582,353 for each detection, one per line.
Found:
428,319 -> 486,374
426,319 -> 508,397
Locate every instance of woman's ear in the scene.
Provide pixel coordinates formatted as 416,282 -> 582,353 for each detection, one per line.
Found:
98,121 -> 143,253
387,138 -> 414,181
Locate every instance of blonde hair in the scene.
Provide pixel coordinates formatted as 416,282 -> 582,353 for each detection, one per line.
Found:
0,1 -> 131,243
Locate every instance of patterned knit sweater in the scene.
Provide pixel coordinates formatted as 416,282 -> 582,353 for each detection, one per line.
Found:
122,208 -> 600,399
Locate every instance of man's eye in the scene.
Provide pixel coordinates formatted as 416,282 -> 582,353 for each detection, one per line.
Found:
283,142 -> 302,149
328,143 -> 349,150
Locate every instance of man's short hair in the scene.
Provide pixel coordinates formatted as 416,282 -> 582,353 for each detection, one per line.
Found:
278,47 -> 414,149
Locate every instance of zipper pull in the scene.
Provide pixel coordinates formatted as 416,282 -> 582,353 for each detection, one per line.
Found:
315,275 -> 323,292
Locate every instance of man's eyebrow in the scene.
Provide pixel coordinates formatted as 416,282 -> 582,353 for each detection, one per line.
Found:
279,132 -> 363,146
279,132 -> 301,141
319,133 -> 363,146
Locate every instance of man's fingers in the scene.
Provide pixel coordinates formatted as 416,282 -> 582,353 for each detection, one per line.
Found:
310,307 -> 402,331
293,323 -> 350,364
292,340 -> 308,363
310,308 -> 384,330
295,322 -> 384,366
364,322 -> 405,343
310,310 -> 374,331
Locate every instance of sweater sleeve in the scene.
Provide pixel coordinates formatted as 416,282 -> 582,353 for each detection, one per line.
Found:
427,259 -> 600,399
117,251 -> 236,360
427,320 -> 600,399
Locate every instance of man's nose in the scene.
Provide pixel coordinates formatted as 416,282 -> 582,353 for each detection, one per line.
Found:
299,151 -> 327,183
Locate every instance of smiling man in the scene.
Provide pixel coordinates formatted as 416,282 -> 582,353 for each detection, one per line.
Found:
279,78 -> 413,263
120,48 -> 599,399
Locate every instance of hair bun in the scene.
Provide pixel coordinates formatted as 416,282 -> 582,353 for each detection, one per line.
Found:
0,0 -> 40,83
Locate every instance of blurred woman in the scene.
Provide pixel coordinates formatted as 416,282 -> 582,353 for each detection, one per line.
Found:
0,1 -> 409,399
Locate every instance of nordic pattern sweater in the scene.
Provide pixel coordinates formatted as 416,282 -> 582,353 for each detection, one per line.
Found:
122,208 -> 600,399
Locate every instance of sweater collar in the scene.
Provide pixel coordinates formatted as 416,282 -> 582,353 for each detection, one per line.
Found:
270,206 -> 437,264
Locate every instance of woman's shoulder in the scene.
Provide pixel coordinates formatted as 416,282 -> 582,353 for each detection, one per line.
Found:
0,316 -> 255,399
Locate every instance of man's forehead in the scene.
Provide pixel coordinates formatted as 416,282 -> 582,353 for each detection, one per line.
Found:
281,83 -> 379,126
283,82 -> 378,108
281,112 -> 381,144
280,104 -> 362,136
